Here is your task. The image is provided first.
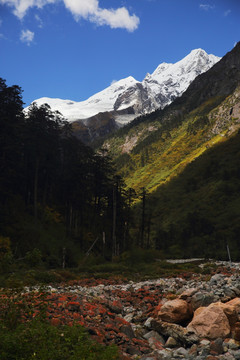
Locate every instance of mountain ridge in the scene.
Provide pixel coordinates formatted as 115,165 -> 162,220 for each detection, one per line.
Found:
102,42 -> 240,194
27,49 -> 220,131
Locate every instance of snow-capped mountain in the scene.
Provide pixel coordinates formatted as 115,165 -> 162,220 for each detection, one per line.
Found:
28,49 -> 221,129
29,76 -> 139,124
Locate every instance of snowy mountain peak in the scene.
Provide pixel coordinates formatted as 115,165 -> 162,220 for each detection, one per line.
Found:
27,49 -> 221,125
189,48 -> 207,55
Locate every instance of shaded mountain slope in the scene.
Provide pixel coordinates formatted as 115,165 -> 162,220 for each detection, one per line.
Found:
146,128 -> 240,260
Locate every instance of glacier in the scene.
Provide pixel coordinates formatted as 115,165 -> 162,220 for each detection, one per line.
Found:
26,49 -> 221,126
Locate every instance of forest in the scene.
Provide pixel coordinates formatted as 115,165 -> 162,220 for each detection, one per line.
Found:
1,76 -> 240,281
0,77 -> 142,271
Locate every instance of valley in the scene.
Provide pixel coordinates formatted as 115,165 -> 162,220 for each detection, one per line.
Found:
2,1 -> 240,359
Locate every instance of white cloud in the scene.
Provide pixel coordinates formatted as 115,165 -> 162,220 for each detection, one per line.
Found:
91,7 -> 140,31
224,9 -> 231,17
0,0 -> 140,31
63,0 -> 98,19
199,4 -> 215,11
0,0 -> 56,19
111,79 -> 118,85
20,29 -> 34,45
63,0 -> 139,31
35,13 -> 43,27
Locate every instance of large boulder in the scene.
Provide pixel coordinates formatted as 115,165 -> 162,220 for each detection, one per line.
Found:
210,301 -> 238,327
187,303 -> 231,340
158,299 -> 192,324
226,297 -> 240,314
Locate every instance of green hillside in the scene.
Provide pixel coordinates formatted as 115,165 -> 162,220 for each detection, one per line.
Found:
97,43 -> 240,260
143,128 -> 240,260
105,89 -> 240,194
102,43 -> 240,195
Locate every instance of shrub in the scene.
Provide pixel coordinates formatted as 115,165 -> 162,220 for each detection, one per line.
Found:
0,291 -> 119,360
24,248 -> 42,267
0,320 -> 119,360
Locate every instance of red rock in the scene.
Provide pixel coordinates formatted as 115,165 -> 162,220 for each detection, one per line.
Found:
187,304 -> 231,340
232,321 -> 240,341
210,301 -> 238,327
158,299 -> 192,324
226,298 -> 240,313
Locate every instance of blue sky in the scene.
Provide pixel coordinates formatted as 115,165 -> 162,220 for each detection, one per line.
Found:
0,0 -> 239,106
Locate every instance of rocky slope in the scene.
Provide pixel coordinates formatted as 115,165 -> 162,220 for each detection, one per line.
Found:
9,261 -> 240,360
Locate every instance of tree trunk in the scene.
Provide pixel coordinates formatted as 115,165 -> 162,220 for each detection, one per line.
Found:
34,157 -> 39,219
112,185 -> 117,259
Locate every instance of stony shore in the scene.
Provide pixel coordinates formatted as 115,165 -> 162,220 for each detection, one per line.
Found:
19,261 -> 240,359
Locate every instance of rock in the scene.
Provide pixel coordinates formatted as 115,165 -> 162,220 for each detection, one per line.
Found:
232,321 -> 240,341
143,330 -> 165,344
151,319 -> 199,346
210,301 -> 238,327
198,346 -> 211,357
209,274 -> 226,286
165,336 -> 179,348
191,291 -> 216,310
226,297 -> 240,313
187,303 -> 231,340
156,349 -> 173,360
124,313 -> 134,323
222,352 -> 239,360
227,338 -> 240,350
126,345 -> 142,356
158,299 -> 192,324
172,346 -> 189,358
222,287 -> 236,300
188,343 -> 198,356
144,317 -> 153,328
121,324 -> 135,339
200,339 -> 210,346
209,338 -> 224,355
179,287 -> 198,300
228,349 -> 240,359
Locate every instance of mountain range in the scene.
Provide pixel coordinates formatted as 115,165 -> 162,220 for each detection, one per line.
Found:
99,41 -> 240,258
103,42 -> 240,193
2,41 -> 240,262
28,49 -> 220,143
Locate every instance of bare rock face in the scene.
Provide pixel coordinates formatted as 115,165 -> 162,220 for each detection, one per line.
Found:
158,299 -> 192,324
187,303 -> 231,340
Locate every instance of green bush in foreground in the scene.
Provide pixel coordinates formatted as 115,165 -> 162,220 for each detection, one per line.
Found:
0,319 -> 119,360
